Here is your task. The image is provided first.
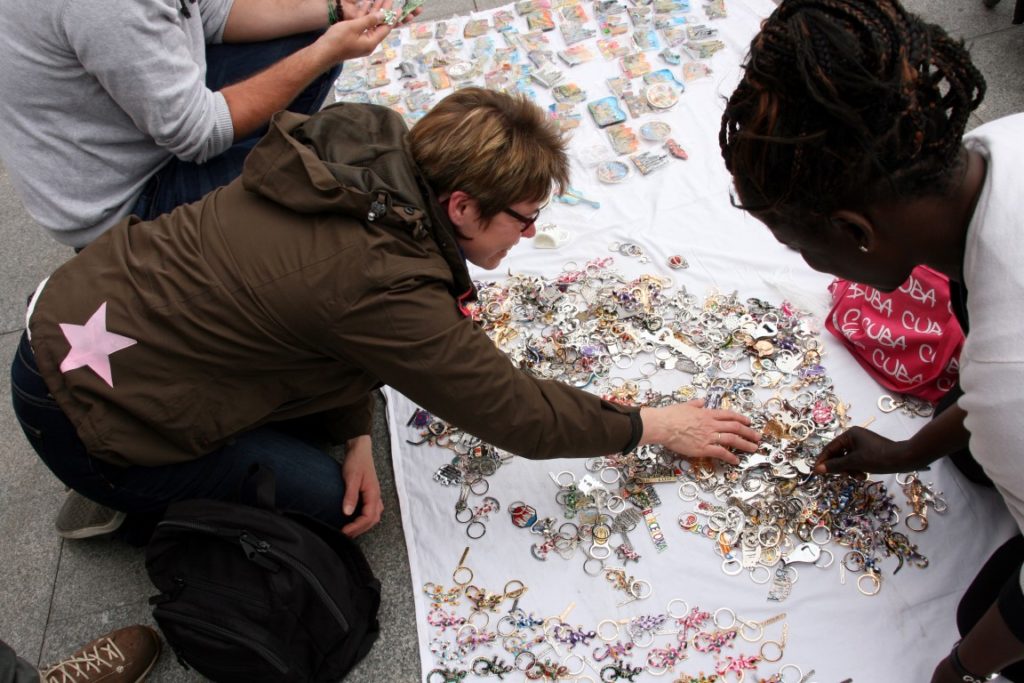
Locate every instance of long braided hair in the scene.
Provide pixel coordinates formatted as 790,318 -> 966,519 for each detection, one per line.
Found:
720,0 -> 985,223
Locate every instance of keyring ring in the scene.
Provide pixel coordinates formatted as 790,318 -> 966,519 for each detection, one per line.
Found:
714,607 -> 736,629
722,558 -> 743,576
778,664 -> 802,682
453,565 -> 473,586
666,598 -> 689,618
679,481 -> 699,501
857,572 -> 881,596
597,619 -> 621,641
630,579 -> 652,599
504,579 -> 527,599
760,639 -> 783,662
749,565 -> 772,584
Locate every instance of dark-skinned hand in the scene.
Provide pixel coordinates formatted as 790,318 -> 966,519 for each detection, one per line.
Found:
814,427 -> 934,477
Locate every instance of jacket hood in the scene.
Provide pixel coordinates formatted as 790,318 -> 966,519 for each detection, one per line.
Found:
242,103 -> 476,301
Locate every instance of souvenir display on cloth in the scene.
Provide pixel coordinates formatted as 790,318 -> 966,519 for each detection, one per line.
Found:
363,0 -> 1019,680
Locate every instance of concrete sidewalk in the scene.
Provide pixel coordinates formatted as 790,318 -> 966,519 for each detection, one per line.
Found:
0,0 -> 1021,681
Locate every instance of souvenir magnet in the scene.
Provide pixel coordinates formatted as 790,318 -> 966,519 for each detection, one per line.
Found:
683,62 -> 713,81
597,160 -> 631,183
620,53 -> 652,78
447,61 -> 474,79
599,15 -> 629,36
630,151 -> 669,175
660,48 -> 682,65
560,21 -> 597,45
463,19 -> 490,37
687,23 -> 718,40
587,97 -> 627,127
334,73 -> 366,94
526,10 -> 557,31
640,121 -> 671,142
705,0 -> 727,19
645,82 -> 679,108
687,40 -> 726,59
558,45 -> 596,66
552,84 -> 587,103
396,61 -> 418,79
555,187 -> 601,208
493,10 -> 516,30
632,29 -> 660,51
661,27 -> 687,46
644,68 -> 684,89
606,123 -> 639,154
533,223 -> 571,249
665,138 -> 689,159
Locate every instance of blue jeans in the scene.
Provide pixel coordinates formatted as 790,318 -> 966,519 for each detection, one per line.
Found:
11,333 -> 354,538
130,31 -> 341,221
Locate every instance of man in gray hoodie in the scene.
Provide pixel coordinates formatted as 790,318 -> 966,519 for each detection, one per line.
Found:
0,0 -> 398,250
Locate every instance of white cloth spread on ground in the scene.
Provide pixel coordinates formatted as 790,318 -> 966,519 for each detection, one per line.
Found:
376,2 -> 1019,679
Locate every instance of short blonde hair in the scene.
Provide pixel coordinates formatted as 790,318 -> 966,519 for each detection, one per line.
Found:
408,87 -> 569,221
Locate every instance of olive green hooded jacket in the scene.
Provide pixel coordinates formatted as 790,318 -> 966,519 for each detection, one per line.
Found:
28,103 -> 634,467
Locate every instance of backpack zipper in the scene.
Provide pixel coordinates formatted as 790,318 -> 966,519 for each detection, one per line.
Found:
156,520 -> 351,633
157,611 -> 289,674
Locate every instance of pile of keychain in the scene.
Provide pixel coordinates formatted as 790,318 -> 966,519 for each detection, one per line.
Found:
422,547 -> 827,682
406,257 -> 944,601
334,0 -> 725,183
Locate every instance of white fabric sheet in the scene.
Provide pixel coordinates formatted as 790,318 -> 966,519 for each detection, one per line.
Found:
377,1 -> 1019,679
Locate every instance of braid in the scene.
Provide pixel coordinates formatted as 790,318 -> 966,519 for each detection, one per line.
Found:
720,0 -> 985,221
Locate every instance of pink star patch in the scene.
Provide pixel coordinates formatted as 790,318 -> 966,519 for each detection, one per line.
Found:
59,302 -> 137,388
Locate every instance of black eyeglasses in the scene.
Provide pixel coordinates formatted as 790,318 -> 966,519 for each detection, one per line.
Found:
502,197 -> 550,232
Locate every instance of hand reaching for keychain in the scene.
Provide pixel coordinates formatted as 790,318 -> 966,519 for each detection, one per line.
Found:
638,400 -> 760,465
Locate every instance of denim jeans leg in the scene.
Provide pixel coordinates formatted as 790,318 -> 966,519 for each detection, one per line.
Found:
10,332 -> 117,503
132,30 -> 342,222
104,427 -> 354,529
12,333 -> 352,530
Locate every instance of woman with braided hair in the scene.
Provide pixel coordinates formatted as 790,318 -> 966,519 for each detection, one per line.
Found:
721,0 -> 1024,679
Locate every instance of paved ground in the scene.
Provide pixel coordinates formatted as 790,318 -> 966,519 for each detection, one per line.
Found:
0,1 -> 1021,681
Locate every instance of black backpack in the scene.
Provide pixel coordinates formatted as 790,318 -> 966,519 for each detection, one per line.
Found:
145,468 -> 381,682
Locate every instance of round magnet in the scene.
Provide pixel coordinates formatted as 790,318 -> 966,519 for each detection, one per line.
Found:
447,61 -> 473,78
640,121 -> 672,142
596,160 -> 630,183
646,83 -> 679,109
334,73 -> 367,93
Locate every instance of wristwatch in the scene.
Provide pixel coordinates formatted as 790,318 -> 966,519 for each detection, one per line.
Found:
950,641 -> 999,682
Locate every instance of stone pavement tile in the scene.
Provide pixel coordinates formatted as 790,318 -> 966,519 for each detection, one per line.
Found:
0,485 -> 63,662
474,0 -> 512,12
967,27 -> 1024,124
0,331 -> 67,496
906,0 -> 1018,39
49,537 -> 152,620
39,600 -> 198,682
0,165 -> 70,335
415,0 -> 477,23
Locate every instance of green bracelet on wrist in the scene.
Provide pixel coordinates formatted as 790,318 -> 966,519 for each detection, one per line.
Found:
326,0 -> 341,24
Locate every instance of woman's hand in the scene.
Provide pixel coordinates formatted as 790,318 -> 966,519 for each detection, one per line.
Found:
340,435 -> 384,537
639,400 -> 760,465
814,427 -> 933,477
